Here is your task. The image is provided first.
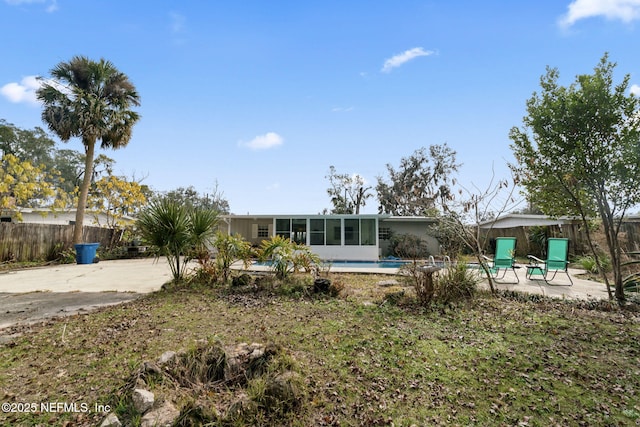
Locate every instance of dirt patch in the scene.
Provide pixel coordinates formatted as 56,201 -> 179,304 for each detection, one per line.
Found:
0,291 -> 141,340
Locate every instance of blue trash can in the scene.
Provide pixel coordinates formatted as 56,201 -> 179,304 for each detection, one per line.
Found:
74,243 -> 100,264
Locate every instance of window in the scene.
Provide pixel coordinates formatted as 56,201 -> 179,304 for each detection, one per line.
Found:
275,219 -> 290,239
361,219 -> 376,245
326,219 -> 341,245
379,227 -> 391,240
292,219 -> 307,244
344,219 -> 359,245
310,219 -> 325,245
257,224 -> 269,238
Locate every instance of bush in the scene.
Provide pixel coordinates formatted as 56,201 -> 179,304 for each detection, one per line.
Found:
137,199 -> 218,282
399,259 -> 478,307
258,236 -> 320,280
576,254 -> 611,274
436,260 -> 479,304
398,262 -> 438,306
213,232 -> 254,284
389,233 -> 430,259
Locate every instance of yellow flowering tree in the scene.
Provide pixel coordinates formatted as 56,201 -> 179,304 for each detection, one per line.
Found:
0,154 -> 58,220
89,175 -> 147,229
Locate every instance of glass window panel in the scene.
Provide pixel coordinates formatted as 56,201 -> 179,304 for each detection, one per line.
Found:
310,219 -> 325,245
344,219 -> 359,245
292,219 -> 307,244
310,219 -> 324,232
361,219 -> 376,246
275,218 -> 290,239
326,219 -> 341,245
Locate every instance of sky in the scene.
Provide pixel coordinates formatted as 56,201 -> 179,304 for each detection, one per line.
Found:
1,0 -> 639,215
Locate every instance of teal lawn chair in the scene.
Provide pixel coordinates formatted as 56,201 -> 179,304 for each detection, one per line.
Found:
484,237 -> 519,284
526,238 -> 573,286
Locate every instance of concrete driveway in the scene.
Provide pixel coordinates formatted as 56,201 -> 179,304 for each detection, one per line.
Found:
0,258 -> 172,294
0,258 -> 172,332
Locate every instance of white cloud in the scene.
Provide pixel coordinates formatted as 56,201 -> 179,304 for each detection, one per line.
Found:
0,75 -> 41,105
238,132 -> 284,150
631,84 -> 640,96
4,0 -> 58,12
331,106 -> 354,113
381,47 -> 435,73
559,0 -> 640,27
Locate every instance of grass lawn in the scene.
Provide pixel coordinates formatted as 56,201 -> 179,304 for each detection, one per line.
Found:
0,273 -> 638,426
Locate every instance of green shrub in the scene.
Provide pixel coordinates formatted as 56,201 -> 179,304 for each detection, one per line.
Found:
398,262 -> 437,306
576,254 -> 611,274
389,233 -> 430,259
399,259 -> 478,307
528,225 -> 549,258
213,232 -> 254,284
258,235 -> 320,280
436,260 -> 479,304
137,198 -> 218,282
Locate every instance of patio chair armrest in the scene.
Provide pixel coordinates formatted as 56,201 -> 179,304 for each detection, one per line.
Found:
527,255 -> 544,264
481,255 -> 492,262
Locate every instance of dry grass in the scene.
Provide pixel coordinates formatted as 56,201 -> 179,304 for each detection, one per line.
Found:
0,273 -> 639,426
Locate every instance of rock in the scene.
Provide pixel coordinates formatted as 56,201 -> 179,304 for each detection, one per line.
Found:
99,413 -> 122,427
141,361 -> 161,374
225,342 -> 269,383
140,401 -> 180,427
132,388 -> 155,414
157,350 -> 177,365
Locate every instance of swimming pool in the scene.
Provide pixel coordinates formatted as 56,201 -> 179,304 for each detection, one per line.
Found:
252,259 -> 410,269
321,260 -> 409,269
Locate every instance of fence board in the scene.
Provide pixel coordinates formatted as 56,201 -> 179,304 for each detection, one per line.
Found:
0,223 -> 114,262
482,221 -> 640,258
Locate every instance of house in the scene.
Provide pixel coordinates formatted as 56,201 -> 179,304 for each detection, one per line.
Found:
478,213 -> 578,230
0,207 -> 135,228
218,214 -> 438,261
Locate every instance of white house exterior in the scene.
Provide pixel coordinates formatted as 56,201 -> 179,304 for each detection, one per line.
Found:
218,214 -> 438,261
1,208 -> 135,228
478,214 -> 578,229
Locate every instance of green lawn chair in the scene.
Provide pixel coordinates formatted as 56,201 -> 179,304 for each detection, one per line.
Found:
484,237 -> 519,284
526,238 -> 573,286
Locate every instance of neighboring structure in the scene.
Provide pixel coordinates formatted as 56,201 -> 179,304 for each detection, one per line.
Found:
0,208 -> 135,228
218,214 -> 438,261
478,214 -> 578,230
478,214 -> 582,256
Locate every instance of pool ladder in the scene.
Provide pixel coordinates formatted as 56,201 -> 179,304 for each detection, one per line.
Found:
427,255 -> 452,267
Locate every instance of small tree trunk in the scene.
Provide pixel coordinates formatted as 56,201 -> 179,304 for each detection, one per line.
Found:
73,140 -> 96,245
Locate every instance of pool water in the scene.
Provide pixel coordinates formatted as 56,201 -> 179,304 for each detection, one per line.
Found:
253,260 -> 410,269
323,260 -> 409,269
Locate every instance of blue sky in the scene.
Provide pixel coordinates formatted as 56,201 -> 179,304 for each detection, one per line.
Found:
1,0 -> 639,215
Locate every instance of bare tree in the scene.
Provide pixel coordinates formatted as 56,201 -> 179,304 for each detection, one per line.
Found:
325,166 -> 373,214
433,170 -> 521,294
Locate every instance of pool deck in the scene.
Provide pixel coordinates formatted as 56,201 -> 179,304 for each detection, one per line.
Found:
244,263 -> 610,301
0,258 -> 611,301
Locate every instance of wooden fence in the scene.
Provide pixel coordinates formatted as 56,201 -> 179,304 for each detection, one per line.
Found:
0,223 -> 115,262
482,220 -> 640,258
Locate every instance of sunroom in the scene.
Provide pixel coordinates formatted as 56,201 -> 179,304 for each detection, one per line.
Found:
220,214 -> 380,261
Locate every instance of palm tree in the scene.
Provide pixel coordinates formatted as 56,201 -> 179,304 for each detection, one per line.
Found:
137,199 -> 219,282
37,56 -> 140,244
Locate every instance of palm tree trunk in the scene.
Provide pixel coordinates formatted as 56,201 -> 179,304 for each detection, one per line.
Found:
73,140 -> 96,244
